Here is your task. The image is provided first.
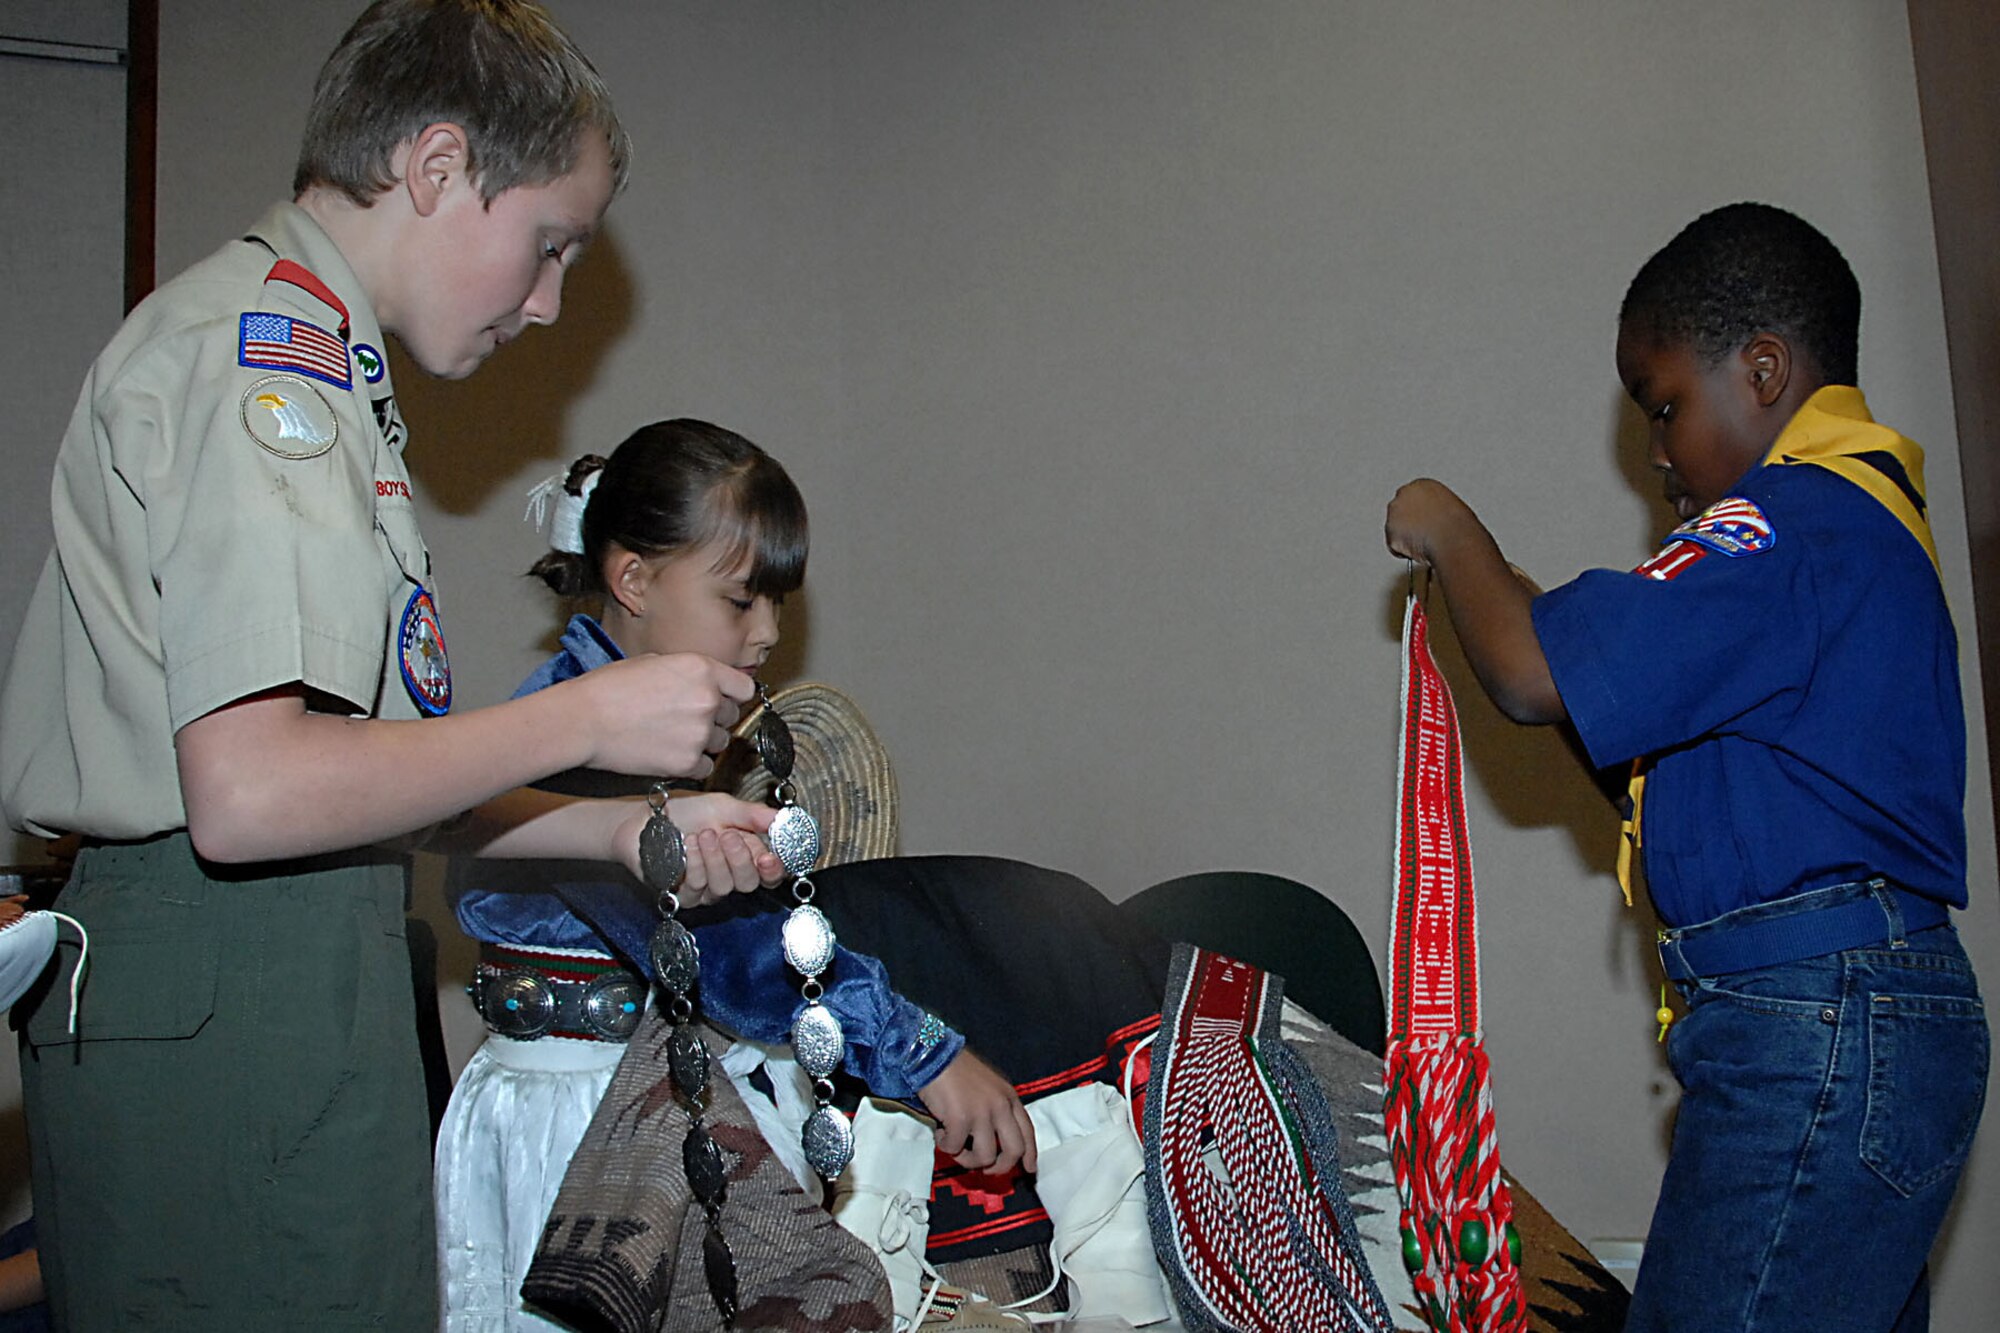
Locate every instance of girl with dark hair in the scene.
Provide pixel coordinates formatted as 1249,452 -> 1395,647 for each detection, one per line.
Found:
436,420 -> 1033,1332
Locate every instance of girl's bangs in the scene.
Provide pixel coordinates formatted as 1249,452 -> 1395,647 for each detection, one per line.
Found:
696,484 -> 808,597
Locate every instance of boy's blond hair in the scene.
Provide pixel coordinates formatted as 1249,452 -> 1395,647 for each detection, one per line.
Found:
293,0 -> 630,207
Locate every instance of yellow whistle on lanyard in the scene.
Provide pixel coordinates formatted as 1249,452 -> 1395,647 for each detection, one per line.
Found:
1616,765 -> 1645,909
1618,760 -> 1673,1040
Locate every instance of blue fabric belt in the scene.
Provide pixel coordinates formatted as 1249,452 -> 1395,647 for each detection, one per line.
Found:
1658,880 -> 1950,982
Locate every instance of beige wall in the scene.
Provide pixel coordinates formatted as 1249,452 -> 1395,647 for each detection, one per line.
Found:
0,0 -> 130,1231
3,0 -> 1995,1321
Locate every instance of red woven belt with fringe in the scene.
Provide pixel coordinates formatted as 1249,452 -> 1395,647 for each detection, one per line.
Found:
1384,597 -> 1528,1332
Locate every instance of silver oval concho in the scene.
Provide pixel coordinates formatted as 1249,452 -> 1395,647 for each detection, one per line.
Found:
650,918 -> 701,996
683,1121 -> 728,1200
790,1001 -> 845,1080
481,969 -> 556,1040
770,805 -> 821,878
755,708 -> 795,781
802,1104 -> 855,1178
639,810 -> 687,893
781,904 -> 836,977
581,974 -> 646,1041
669,1024 -> 711,1099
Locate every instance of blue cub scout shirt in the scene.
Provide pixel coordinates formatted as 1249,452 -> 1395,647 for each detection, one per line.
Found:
1532,460 -> 1965,928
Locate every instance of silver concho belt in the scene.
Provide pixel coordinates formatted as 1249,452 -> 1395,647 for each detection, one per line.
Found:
470,956 -> 646,1043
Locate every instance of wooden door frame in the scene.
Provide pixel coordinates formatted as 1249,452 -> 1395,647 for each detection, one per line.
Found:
1909,1 -> 2000,850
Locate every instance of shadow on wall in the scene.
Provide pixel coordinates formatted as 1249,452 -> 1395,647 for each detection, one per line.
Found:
1375,388 -> 1680,1033
1608,389 -> 1673,527
757,596 -> 813,687
395,229 -> 638,517
1377,388 -> 1672,873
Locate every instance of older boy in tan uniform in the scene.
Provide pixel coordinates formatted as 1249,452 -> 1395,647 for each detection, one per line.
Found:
1,3 -> 784,1327
6,202 -> 429,838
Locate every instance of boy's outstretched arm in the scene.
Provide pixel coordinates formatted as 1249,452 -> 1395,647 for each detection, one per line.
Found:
1385,479 -> 1566,725
174,651 -> 782,892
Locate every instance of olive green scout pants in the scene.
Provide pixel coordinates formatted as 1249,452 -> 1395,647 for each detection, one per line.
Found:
18,834 -> 437,1330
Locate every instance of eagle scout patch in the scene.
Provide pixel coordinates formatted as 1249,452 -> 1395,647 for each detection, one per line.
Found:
240,375 -> 338,459
239,312 -> 352,390
1671,497 -> 1774,558
353,342 -> 385,384
398,587 -> 452,716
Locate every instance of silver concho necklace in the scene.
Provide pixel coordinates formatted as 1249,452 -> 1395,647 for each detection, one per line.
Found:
637,783 -> 738,1324
755,683 -> 855,1180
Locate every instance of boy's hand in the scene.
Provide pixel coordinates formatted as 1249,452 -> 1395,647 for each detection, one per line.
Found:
1382,477 -> 1568,724
1385,478 -> 1479,566
578,654 -> 756,780
921,1049 -> 1037,1175
612,793 -> 785,905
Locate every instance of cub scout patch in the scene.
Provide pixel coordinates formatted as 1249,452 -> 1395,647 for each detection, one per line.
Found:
240,375 -> 338,459
398,586 -> 452,716
353,342 -> 385,384
1671,496 -> 1774,557
239,312 -> 352,390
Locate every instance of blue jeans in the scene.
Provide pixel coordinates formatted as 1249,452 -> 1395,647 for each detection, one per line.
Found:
1628,885 -> 1988,1332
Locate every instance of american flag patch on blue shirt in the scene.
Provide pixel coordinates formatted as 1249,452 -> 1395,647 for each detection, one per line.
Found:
239,312 -> 351,390
1672,496 -> 1775,557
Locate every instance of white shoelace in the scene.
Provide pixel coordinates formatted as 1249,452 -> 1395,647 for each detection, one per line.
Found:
0,909 -> 90,1033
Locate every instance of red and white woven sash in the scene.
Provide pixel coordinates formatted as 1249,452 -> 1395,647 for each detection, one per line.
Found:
1384,597 -> 1527,1333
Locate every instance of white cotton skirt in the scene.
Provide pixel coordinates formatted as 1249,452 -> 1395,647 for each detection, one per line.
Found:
436,1031 -> 625,1333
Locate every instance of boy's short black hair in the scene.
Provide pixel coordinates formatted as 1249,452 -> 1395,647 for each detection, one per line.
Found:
294,0 -> 630,208
1620,202 -> 1861,384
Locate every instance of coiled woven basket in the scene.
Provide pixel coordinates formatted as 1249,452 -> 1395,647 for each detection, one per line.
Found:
729,681 -> 898,868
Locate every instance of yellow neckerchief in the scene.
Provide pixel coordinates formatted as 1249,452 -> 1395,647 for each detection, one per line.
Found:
1616,386 -> 1938,914
1759,384 -> 1938,573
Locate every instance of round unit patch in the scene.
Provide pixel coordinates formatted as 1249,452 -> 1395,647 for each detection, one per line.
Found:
398,586 -> 452,716
240,374 -> 338,459
353,342 -> 385,384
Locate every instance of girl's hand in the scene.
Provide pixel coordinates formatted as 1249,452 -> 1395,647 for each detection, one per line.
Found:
611,793 -> 784,906
576,653 -> 756,781
1385,478 -> 1479,567
921,1049 -> 1037,1175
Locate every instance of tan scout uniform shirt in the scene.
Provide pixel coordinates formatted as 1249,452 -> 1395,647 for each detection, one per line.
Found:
0,202 -> 440,839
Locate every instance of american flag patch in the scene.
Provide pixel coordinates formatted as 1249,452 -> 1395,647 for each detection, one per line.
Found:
239,313 -> 351,390
1671,496 -> 1774,558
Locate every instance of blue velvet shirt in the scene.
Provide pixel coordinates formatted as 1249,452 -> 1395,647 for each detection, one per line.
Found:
1533,448 -> 1966,929
449,614 -> 963,1099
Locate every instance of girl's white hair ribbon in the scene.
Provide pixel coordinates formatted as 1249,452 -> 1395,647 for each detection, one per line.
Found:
523,467 -> 602,555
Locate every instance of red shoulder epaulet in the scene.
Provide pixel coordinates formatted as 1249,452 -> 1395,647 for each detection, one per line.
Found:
263,259 -> 350,340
